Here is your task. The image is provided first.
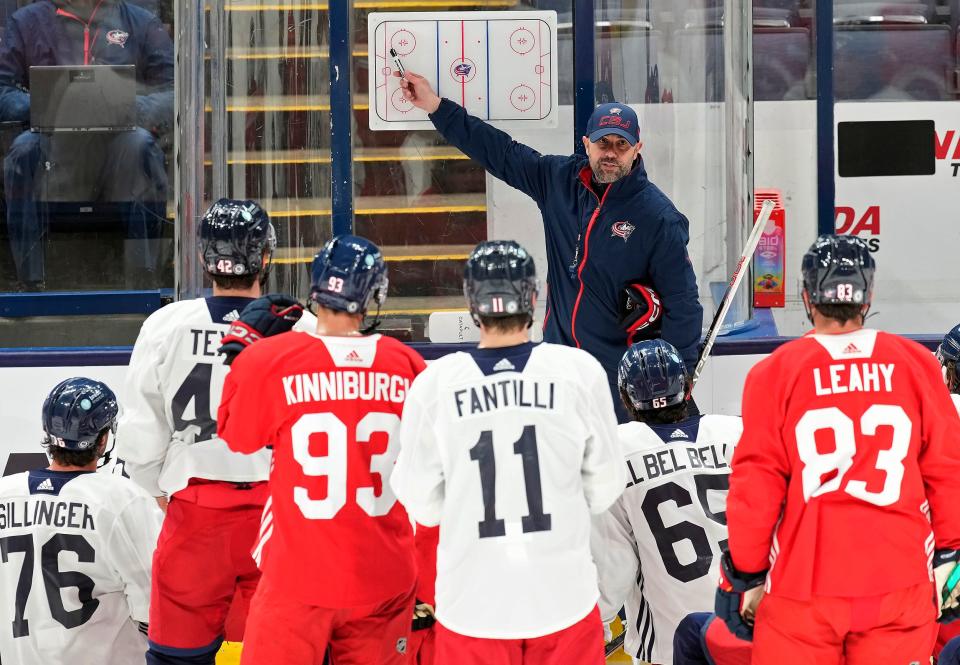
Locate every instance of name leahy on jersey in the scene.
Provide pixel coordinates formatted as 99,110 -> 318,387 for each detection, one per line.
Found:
392,342 -> 625,640
0,469 -> 162,665
592,414 -> 742,665
117,296 -> 316,498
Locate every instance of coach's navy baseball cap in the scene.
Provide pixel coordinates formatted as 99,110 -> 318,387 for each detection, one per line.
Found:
586,103 -> 640,145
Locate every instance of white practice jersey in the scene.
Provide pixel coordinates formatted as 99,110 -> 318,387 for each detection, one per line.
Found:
391,342 -> 625,639
0,469 -> 162,665
592,415 -> 742,665
117,297 -> 315,497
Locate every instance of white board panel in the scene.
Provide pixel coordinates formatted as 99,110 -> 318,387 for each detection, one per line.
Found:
368,11 -> 559,130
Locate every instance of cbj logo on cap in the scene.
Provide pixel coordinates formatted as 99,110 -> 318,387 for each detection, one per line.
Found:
599,116 -> 632,130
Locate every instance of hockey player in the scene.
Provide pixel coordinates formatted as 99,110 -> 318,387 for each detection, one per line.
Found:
0,377 -> 162,665
217,234 -> 426,665
937,324 -> 960,410
390,240 -> 626,665
115,198 -> 310,665
591,339 -> 742,664
718,234 -> 960,664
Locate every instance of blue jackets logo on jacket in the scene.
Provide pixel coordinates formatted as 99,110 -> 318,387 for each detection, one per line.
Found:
611,220 -> 635,241
106,29 -> 130,47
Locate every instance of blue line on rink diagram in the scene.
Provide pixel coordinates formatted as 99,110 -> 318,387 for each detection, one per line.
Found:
367,11 -> 559,131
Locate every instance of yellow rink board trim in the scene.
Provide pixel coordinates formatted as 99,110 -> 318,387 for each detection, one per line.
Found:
217,639 -> 635,664
216,641 -> 242,665
210,152 -> 467,166
165,203 -> 483,221
226,48 -> 369,60
266,204 -> 485,218
274,253 -> 470,265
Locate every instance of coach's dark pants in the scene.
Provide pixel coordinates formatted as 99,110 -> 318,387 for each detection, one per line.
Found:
4,128 -> 166,284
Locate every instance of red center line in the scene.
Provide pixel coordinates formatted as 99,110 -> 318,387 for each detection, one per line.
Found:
538,22 -> 542,118
461,20 -> 466,107
385,26 -> 389,120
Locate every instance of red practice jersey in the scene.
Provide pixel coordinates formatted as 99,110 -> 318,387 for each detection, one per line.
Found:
218,331 -> 426,607
727,328 -> 960,599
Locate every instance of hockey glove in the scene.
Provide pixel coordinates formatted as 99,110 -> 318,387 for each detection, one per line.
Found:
412,600 -> 436,631
218,294 -> 304,365
619,283 -> 663,346
715,550 -> 767,641
935,549 -> 960,623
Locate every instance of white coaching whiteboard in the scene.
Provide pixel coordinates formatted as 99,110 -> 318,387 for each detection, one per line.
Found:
367,11 -> 558,130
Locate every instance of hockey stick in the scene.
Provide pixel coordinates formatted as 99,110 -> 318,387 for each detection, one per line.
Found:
688,198 -> 775,394
604,631 -> 626,658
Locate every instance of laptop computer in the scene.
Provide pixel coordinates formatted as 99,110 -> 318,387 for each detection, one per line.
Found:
30,65 -> 136,133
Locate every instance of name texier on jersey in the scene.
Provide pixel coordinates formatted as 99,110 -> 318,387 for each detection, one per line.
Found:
390,342 -> 626,639
0,469 -> 162,665
117,297 -> 315,497
218,331 -> 426,607
728,328 -> 960,600
592,414 -> 742,665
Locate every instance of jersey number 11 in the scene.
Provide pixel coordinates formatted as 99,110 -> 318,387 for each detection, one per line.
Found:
470,425 -> 553,539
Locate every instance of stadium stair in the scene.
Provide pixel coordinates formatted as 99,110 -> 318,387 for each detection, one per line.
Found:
217,0 -> 515,339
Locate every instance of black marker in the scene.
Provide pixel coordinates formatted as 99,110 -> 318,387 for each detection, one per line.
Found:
389,48 -> 406,77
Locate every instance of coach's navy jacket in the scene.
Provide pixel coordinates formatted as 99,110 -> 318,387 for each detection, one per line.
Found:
0,0 -> 173,132
430,99 -> 703,383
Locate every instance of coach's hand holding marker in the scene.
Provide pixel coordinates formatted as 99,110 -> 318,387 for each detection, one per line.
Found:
395,69 -> 441,114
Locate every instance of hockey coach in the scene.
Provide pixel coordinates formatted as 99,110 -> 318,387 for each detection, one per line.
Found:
399,71 -> 703,420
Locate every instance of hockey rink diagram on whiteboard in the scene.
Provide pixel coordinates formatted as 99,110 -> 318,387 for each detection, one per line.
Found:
368,11 -> 559,130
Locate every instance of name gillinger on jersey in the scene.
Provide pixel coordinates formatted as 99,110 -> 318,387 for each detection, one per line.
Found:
0,499 -> 95,530
453,378 -> 556,418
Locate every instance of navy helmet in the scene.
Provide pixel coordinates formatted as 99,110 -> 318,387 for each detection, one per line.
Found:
801,234 -> 875,307
310,235 -> 388,315
937,323 -> 960,393
618,339 -> 688,412
41,378 -> 119,452
199,198 -> 276,278
463,240 -> 538,325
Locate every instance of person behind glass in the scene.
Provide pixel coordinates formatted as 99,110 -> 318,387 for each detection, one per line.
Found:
397,71 -> 703,423
0,0 -> 174,290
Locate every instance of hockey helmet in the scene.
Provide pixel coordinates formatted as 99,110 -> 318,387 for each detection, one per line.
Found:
463,240 -> 538,326
618,339 -> 688,412
801,234 -> 875,307
199,198 -> 277,278
309,235 -> 388,315
41,378 -> 119,452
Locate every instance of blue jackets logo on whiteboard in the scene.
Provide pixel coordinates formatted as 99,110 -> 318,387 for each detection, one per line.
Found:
611,220 -> 635,241
454,63 -> 473,77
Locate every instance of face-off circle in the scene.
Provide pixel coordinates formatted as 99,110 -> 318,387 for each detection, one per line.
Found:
381,66 -> 392,76
391,88 -> 414,113
449,57 -> 478,83
510,28 -> 535,55
390,30 -> 416,56
509,84 -> 536,111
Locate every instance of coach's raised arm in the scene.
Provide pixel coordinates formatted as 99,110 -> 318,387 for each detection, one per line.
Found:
398,71 -> 703,421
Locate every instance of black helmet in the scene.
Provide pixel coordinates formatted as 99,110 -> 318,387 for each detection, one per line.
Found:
309,234 -> 389,315
801,234 -> 875,307
199,199 -> 276,278
463,240 -> 538,326
618,339 -> 688,412
41,378 -> 119,452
